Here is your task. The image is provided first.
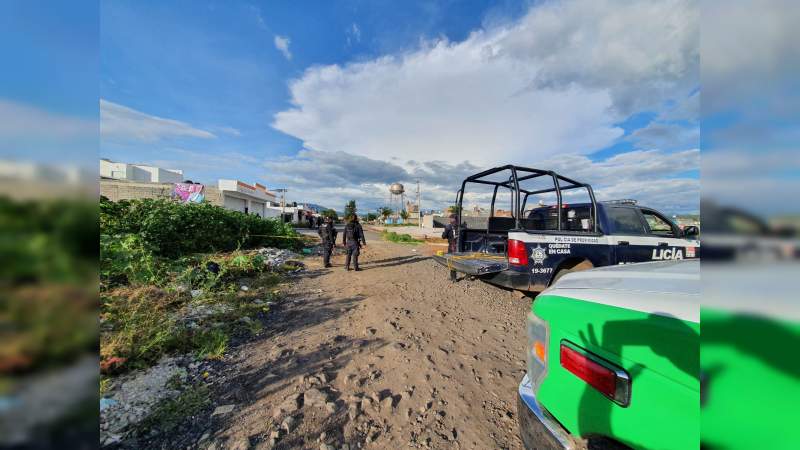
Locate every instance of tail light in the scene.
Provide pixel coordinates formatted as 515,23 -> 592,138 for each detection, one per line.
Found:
560,341 -> 631,407
526,312 -> 549,392
508,239 -> 528,266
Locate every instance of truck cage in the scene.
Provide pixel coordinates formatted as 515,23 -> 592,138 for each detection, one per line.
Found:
454,165 -> 599,233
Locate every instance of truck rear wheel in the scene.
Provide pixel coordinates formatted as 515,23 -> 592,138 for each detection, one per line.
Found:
552,259 -> 594,284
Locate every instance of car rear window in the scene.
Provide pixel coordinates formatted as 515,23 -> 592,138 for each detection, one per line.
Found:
607,207 -> 645,234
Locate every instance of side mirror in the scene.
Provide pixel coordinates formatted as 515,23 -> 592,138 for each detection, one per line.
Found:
683,225 -> 700,239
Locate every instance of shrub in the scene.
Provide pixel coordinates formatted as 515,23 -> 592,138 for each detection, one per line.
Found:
100,198 -> 300,257
382,231 -> 422,244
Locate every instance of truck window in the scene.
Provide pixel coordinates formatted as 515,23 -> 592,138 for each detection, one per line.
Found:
642,209 -> 676,237
607,207 -> 646,235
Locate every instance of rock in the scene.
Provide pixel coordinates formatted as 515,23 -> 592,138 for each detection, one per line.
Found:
269,430 -> 282,440
325,402 -> 337,414
240,285 -> 249,291
191,289 -> 204,298
318,372 -> 329,383
212,404 -> 236,416
380,396 -> 393,410
281,416 -> 296,432
320,444 -> 335,450
229,438 -> 250,450
360,398 -> 372,411
348,406 -> 359,420
304,388 -> 329,407
273,394 -> 301,418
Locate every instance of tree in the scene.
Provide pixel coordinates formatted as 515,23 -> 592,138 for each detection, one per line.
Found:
344,200 -> 357,220
366,212 -> 378,222
399,209 -> 409,221
379,207 -> 393,222
321,209 -> 338,220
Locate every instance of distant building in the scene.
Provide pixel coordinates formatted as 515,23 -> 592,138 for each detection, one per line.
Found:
217,179 -> 278,217
100,158 -> 183,183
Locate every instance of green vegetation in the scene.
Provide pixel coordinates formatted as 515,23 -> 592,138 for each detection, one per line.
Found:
365,212 -> 378,222
0,197 -> 97,376
99,197 -> 299,374
138,383 -> 211,434
447,205 -> 462,215
321,208 -> 338,220
101,197 -> 300,257
399,209 -> 410,221
195,329 -> 228,360
381,230 -> 423,244
379,206 -> 393,221
344,199 -> 357,220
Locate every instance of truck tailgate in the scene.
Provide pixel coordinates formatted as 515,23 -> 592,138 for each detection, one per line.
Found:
433,252 -> 508,276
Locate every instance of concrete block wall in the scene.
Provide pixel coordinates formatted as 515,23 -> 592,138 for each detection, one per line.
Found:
100,179 -> 223,206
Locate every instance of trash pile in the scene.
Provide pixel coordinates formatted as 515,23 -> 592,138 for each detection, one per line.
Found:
257,247 -> 305,272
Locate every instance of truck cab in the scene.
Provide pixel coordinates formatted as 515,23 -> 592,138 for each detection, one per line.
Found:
433,165 -> 699,291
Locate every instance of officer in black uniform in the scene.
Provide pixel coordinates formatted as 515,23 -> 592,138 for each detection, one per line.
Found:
442,213 -> 459,282
318,216 -> 337,267
343,215 -> 366,271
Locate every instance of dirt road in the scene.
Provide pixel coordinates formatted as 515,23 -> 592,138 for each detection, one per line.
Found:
188,230 -> 531,449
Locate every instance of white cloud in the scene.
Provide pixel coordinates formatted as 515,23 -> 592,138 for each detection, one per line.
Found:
273,0 -> 697,166
100,99 -> 216,142
274,35 -> 292,60
0,99 -> 95,139
214,126 -> 242,137
264,148 -> 699,213
346,23 -> 361,46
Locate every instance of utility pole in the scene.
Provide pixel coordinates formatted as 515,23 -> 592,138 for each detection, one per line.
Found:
416,179 -> 421,228
272,188 -> 288,224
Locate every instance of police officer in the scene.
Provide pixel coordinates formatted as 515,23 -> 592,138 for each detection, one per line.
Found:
318,216 -> 337,268
442,213 -> 459,282
343,215 -> 366,271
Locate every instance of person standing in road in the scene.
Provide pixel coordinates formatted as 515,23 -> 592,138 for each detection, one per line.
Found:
318,216 -> 337,268
442,213 -> 459,282
343,215 -> 366,271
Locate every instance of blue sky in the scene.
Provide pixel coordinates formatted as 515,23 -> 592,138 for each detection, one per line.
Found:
0,1 -> 704,214
0,1 -> 97,163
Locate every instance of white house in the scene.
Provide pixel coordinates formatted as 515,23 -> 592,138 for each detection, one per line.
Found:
100,159 -> 184,183
217,179 -> 279,218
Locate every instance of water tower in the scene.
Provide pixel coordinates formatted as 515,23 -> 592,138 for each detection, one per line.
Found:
388,182 -> 405,222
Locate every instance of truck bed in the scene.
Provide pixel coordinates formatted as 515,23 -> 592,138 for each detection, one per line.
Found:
433,252 -> 508,276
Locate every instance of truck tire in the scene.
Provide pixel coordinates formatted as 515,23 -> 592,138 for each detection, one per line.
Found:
552,259 -> 594,284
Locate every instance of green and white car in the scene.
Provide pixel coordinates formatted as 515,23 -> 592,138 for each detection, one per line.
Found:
518,260 -> 699,450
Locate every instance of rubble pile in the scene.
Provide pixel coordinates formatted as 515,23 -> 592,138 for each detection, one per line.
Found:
257,247 -> 304,271
100,357 -> 187,446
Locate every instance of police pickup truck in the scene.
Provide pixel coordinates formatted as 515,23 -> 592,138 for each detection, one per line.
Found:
433,165 -> 699,291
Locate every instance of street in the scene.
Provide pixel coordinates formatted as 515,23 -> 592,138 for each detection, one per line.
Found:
202,230 -> 530,449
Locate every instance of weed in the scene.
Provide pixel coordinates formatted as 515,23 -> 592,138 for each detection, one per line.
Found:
382,230 -> 423,244
195,329 -> 228,360
100,377 -> 111,395
138,384 -> 210,434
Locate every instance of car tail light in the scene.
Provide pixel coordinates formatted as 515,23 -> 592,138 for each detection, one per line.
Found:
508,239 -> 528,266
526,312 -> 549,392
560,341 -> 631,407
